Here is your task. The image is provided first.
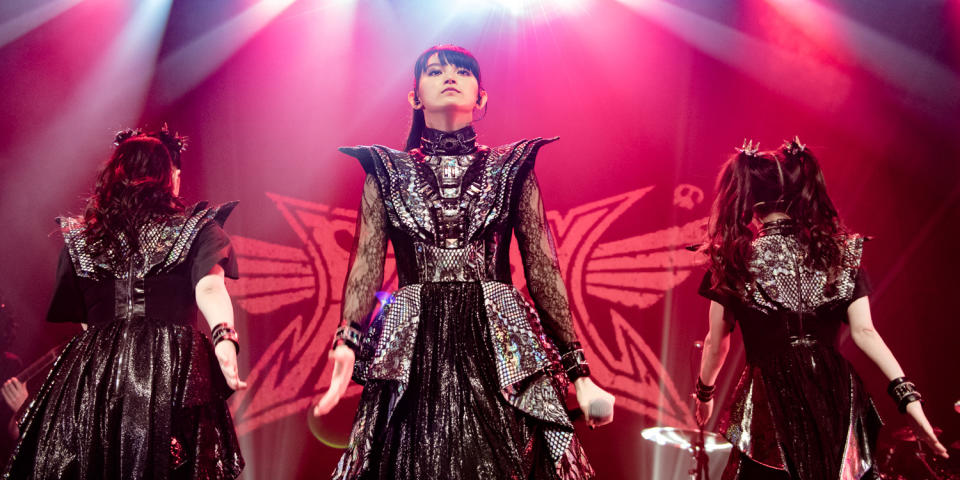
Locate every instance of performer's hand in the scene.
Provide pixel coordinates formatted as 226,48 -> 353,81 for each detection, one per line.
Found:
695,399 -> 713,426
573,377 -> 615,428
313,345 -> 355,417
1,378 -> 27,412
215,341 -> 248,391
905,401 -> 949,458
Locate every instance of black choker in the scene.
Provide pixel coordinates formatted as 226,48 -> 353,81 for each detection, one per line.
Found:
420,126 -> 478,156
758,219 -> 795,237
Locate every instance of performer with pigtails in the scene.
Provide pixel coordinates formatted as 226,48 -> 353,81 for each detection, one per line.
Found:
694,138 -> 948,479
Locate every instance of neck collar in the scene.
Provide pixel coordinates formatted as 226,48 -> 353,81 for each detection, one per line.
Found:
420,125 -> 478,156
758,218 -> 795,237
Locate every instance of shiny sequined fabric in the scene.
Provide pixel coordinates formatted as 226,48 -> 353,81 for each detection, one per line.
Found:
337,137 -> 592,480
745,234 -> 863,315
4,203 -> 244,480
700,232 -> 881,480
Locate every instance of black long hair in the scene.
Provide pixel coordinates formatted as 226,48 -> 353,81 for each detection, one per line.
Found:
707,139 -> 848,295
82,128 -> 186,258
404,45 -> 483,151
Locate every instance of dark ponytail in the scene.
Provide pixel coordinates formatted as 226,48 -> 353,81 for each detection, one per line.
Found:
707,139 -> 850,295
707,152 -> 765,295
405,109 -> 426,152
779,140 -> 847,278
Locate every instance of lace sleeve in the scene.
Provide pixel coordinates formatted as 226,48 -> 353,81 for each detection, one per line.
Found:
514,170 -> 579,352
340,174 -> 387,331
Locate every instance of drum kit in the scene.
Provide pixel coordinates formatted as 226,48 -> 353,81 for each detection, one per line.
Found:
874,425 -> 959,480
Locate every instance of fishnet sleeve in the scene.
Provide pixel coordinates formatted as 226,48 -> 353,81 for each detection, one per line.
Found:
340,174 -> 387,330
514,170 -> 579,351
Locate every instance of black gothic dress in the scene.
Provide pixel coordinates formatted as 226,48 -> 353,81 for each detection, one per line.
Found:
699,222 -> 882,480
331,126 -> 594,480
3,202 -> 244,480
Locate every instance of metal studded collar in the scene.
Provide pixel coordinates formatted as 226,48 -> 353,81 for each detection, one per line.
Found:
419,125 -> 478,156
758,218 -> 795,237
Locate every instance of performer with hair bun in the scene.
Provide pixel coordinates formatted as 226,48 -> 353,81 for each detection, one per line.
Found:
4,127 -> 245,479
695,139 -> 947,479
313,45 -> 614,480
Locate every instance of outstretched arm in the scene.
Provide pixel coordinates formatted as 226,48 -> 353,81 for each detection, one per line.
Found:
314,174 -> 387,417
696,301 -> 734,425
514,171 -> 614,427
848,297 -> 947,458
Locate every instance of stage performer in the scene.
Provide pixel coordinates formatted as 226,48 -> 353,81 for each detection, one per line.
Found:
695,139 -> 948,479
4,127 -> 245,479
312,45 -> 615,479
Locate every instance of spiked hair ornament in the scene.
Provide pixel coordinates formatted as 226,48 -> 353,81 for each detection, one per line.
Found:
113,128 -> 143,146
113,124 -> 187,167
782,136 -> 806,156
114,124 -> 186,152
153,123 -> 187,156
735,139 -> 760,157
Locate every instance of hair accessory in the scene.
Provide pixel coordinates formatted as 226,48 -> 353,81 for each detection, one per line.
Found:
158,123 -> 187,153
114,128 -> 143,146
736,139 -> 760,157
782,135 -> 806,155
113,125 -> 187,153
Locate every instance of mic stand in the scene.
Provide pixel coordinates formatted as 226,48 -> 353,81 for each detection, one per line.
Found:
687,426 -> 710,480
688,341 -> 710,480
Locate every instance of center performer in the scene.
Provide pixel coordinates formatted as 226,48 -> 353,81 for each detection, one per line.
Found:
312,45 -> 615,479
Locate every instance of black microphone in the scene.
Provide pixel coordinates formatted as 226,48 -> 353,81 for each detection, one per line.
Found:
568,399 -> 613,422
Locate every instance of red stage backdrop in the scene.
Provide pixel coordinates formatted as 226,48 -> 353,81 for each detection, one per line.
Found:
1,1 -> 958,478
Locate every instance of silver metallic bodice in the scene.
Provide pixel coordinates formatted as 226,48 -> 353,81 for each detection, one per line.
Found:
350,139 -> 553,285
58,202 -> 237,322
745,234 -> 864,314
425,154 -> 477,249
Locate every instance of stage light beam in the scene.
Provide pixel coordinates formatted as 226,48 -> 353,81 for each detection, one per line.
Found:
154,0 -> 299,106
0,0 -> 85,48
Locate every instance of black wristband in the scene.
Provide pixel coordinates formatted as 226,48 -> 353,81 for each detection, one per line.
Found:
559,343 -> 591,382
211,323 -> 239,354
888,376 -> 922,414
696,376 -> 715,402
332,323 -> 363,353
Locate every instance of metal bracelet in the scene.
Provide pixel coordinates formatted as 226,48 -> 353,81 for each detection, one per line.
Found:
332,324 -> 363,353
211,323 -> 239,354
888,376 -> 922,414
696,376 -> 716,402
560,347 -> 591,381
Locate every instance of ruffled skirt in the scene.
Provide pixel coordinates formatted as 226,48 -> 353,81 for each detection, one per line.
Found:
719,342 -> 881,480
4,320 -> 243,480
333,282 -> 592,480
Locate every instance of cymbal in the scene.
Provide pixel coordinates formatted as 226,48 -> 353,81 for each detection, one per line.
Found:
891,426 -> 943,442
306,386 -> 363,449
641,426 -> 732,453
